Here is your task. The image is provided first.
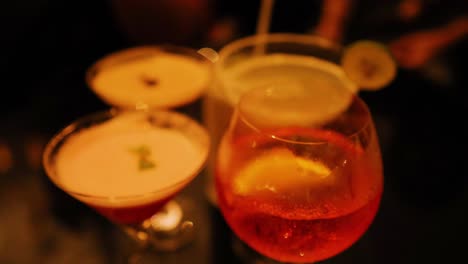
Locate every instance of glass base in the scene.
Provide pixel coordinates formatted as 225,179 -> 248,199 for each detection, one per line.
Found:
123,198 -> 196,252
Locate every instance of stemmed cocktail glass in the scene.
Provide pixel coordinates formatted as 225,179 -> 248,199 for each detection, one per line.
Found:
43,109 -> 209,251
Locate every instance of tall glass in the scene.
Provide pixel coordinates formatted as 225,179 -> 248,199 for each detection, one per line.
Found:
203,33 -> 358,205
43,110 -> 209,251
215,85 -> 383,263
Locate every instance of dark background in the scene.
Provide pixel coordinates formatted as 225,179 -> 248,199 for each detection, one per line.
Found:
0,0 -> 467,263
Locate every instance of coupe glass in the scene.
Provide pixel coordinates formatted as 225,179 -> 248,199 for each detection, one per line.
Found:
86,45 -> 211,110
215,85 -> 383,263
43,109 -> 209,251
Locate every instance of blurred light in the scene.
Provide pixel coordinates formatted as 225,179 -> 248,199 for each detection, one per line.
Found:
398,0 -> 422,21
136,231 -> 149,242
198,48 -> 219,63
25,136 -> 46,171
150,201 -> 182,231
0,142 -> 13,174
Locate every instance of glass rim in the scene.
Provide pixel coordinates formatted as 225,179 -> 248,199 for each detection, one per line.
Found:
214,33 -> 347,105
85,45 -> 213,110
86,45 -> 212,85
216,33 -> 342,71
236,87 -> 372,145
42,109 -> 210,202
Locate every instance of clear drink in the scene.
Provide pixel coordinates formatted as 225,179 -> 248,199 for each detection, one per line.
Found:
203,34 -> 357,204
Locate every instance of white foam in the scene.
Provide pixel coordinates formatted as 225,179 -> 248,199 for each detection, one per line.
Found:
91,53 -> 210,109
55,114 -> 207,207
222,54 -> 357,127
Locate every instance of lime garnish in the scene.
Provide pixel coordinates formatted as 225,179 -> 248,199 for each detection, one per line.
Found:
233,148 -> 333,195
129,145 -> 156,171
341,40 -> 397,90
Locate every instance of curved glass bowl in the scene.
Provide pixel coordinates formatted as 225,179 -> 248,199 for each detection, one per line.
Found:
215,85 -> 382,263
43,109 -> 210,250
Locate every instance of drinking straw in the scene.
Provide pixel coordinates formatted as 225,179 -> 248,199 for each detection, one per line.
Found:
255,0 -> 275,54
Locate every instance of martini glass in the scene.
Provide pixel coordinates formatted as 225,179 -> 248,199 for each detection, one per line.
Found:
86,45 -> 211,110
43,109 -> 209,251
215,85 -> 383,263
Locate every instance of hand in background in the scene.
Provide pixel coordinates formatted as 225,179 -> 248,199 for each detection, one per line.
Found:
312,0 -> 352,43
389,30 -> 446,69
390,16 -> 468,69
314,20 -> 344,43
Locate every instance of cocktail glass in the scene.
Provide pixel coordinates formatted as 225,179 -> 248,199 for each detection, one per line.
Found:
43,109 -> 209,251
215,84 -> 383,263
203,33 -> 358,205
86,45 -> 211,110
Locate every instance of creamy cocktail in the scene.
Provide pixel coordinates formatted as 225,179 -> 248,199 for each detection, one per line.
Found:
43,110 -> 209,245
87,46 -> 211,110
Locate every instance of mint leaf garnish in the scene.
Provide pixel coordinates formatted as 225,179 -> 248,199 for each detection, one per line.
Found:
129,145 -> 156,171
139,158 -> 156,170
130,145 -> 151,157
